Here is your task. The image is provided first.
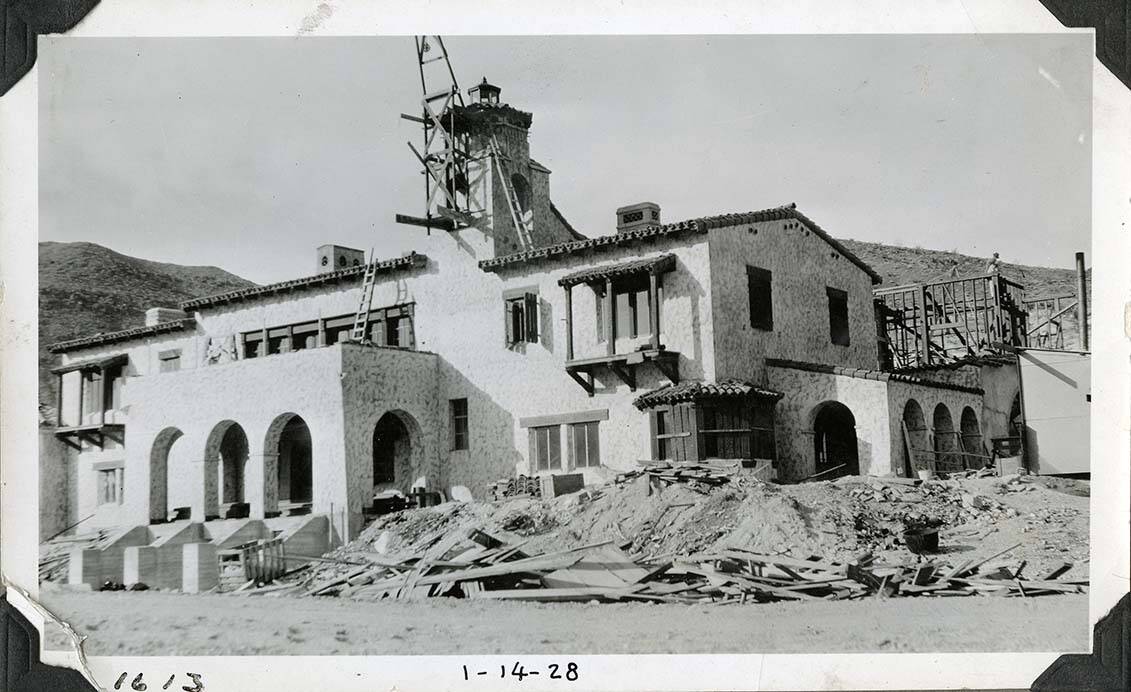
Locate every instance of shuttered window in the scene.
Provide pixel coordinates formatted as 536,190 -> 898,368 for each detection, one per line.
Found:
504,292 -> 539,347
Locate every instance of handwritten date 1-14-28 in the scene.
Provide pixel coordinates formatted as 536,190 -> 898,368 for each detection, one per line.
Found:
463,662 -> 579,681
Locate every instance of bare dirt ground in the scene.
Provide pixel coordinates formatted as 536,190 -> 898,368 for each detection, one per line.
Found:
43,589 -> 1088,655
40,472 -> 1091,655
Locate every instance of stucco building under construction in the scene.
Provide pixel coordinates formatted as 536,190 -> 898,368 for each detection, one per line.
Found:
42,78 -> 1090,574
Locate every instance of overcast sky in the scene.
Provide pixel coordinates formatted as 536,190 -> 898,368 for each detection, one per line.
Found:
40,35 -> 1091,285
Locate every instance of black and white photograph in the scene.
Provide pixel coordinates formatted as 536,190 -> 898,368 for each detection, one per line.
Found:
2,4 -> 1128,692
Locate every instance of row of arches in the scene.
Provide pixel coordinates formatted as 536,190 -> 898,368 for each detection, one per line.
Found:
901,400 -> 984,474
147,410 -> 418,523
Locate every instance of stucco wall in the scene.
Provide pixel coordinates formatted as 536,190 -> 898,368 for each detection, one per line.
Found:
708,220 -> 880,383
886,381 -> 985,477
38,429 -> 77,539
766,366 -> 892,481
120,346 -> 347,533
339,344 -> 440,536
979,363 -> 1021,443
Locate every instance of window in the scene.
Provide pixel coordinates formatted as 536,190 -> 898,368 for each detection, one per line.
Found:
827,287 -> 850,346
650,401 -> 776,462
598,276 -> 653,341
242,332 -> 265,359
97,467 -> 124,505
505,293 -> 539,346
653,409 -> 671,460
747,266 -> 773,331
158,349 -> 181,372
529,425 -> 562,471
568,421 -> 601,468
450,398 -> 469,450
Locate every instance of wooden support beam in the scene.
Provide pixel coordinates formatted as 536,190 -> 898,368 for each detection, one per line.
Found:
655,356 -> 680,385
604,277 -> 615,357
649,271 -> 661,351
395,213 -> 457,232
564,285 -> 574,361
567,369 -> 595,397
609,362 -> 636,391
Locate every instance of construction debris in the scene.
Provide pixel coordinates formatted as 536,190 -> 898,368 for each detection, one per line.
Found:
247,526 -> 1084,604
615,460 -> 739,494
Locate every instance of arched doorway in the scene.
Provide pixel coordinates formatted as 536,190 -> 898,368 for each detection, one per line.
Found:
372,412 -> 413,489
149,427 -> 183,523
205,421 -> 249,517
265,414 -> 313,508
960,407 -> 982,468
901,399 -> 928,476
812,402 -> 859,477
932,404 -> 959,471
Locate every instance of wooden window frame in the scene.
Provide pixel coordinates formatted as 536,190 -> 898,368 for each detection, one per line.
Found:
567,420 -> 601,469
649,400 -> 776,463
96,467 -> 124,505
450,398 -> 469,451
528,424 -> 562,472
504,289 -> 539,347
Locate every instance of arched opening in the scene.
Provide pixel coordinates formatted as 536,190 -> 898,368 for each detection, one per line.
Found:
932,404 -> 959,471
812,401 -> 859,477
960,406 -> 983,468
205,421 -> 249,518
149,427 -> 183,523
901,399 -> 928,476
372,411 -> 417,493
265,414 -> 313,509
510,173 -> 531,214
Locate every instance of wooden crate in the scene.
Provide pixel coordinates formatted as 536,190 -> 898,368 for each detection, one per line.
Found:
539,473 -> 584,499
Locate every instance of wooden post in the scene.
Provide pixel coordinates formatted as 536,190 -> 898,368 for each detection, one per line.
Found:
604,277 -> 615,356
55,373 -> 64,427
649,271 -> 661,351
917,284 -> 931,366
564,285 -> 574,361
99,366 -> 107,427
317,318 -> 327,347
1075,251 -> 1089,351
76,369 -> 85,426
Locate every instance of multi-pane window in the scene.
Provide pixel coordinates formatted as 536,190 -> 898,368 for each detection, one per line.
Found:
504,293 -> 539,347
158,349 -> 182,372
747,266 -> 773,331
827,287 -> 850,346
97,467 -> 124,505
567,421 -> 601,468
450,398 -> 469,451
529,425 -> 562,472
240,304 -> 415,354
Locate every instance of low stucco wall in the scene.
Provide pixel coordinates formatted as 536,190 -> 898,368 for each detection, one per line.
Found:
766,366 -> 892,481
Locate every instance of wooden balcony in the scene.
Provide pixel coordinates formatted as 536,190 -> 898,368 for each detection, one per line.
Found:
565,348 -> 680,396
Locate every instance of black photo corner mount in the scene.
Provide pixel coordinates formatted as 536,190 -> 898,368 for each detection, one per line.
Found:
0,0 -> 100,96
0,0 -> 1128,691
0,593 -> 97,692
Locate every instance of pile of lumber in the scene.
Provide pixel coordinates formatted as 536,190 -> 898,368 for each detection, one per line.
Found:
38,529 -> 115,582
615,460 -> 737,493
251,528 -> 1084,604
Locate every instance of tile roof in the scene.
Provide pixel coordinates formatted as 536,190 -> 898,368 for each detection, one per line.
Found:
181,252 -> 427,311
479,204 -> 882,284
559,254 -> 676,287
634,379 -> 784,410
51,353 -> 129,374
49,319 -> 196,354
765,358 -> 985,395
895,353 -> 1017,373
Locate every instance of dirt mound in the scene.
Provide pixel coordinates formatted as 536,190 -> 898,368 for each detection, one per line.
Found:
312,472 -> 1088,586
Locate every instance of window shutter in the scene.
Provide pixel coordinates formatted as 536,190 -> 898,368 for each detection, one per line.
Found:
504,300 -> 515,347
524,293 -> 539,343
648,410 -> 660,460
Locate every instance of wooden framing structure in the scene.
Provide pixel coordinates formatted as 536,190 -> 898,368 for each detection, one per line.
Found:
875,273 -> 1029,369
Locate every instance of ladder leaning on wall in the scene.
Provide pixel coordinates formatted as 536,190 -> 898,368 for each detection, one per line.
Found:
488,134 -> 535,251
350,249 -> 379,342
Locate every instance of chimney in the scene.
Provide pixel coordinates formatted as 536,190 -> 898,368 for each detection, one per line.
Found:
317,244 -> 365,274
616,202 -> 661,234
145,307 -> 188,326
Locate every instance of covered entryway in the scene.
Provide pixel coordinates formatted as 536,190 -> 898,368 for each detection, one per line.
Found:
148,427 -> 184,523
372,411 -> 414,489
205,420 -> 249,518
812,401 -> 859,478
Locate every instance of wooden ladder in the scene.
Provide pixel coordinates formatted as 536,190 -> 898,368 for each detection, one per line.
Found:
349,250 -> 379,342
489,135 -> 535,251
